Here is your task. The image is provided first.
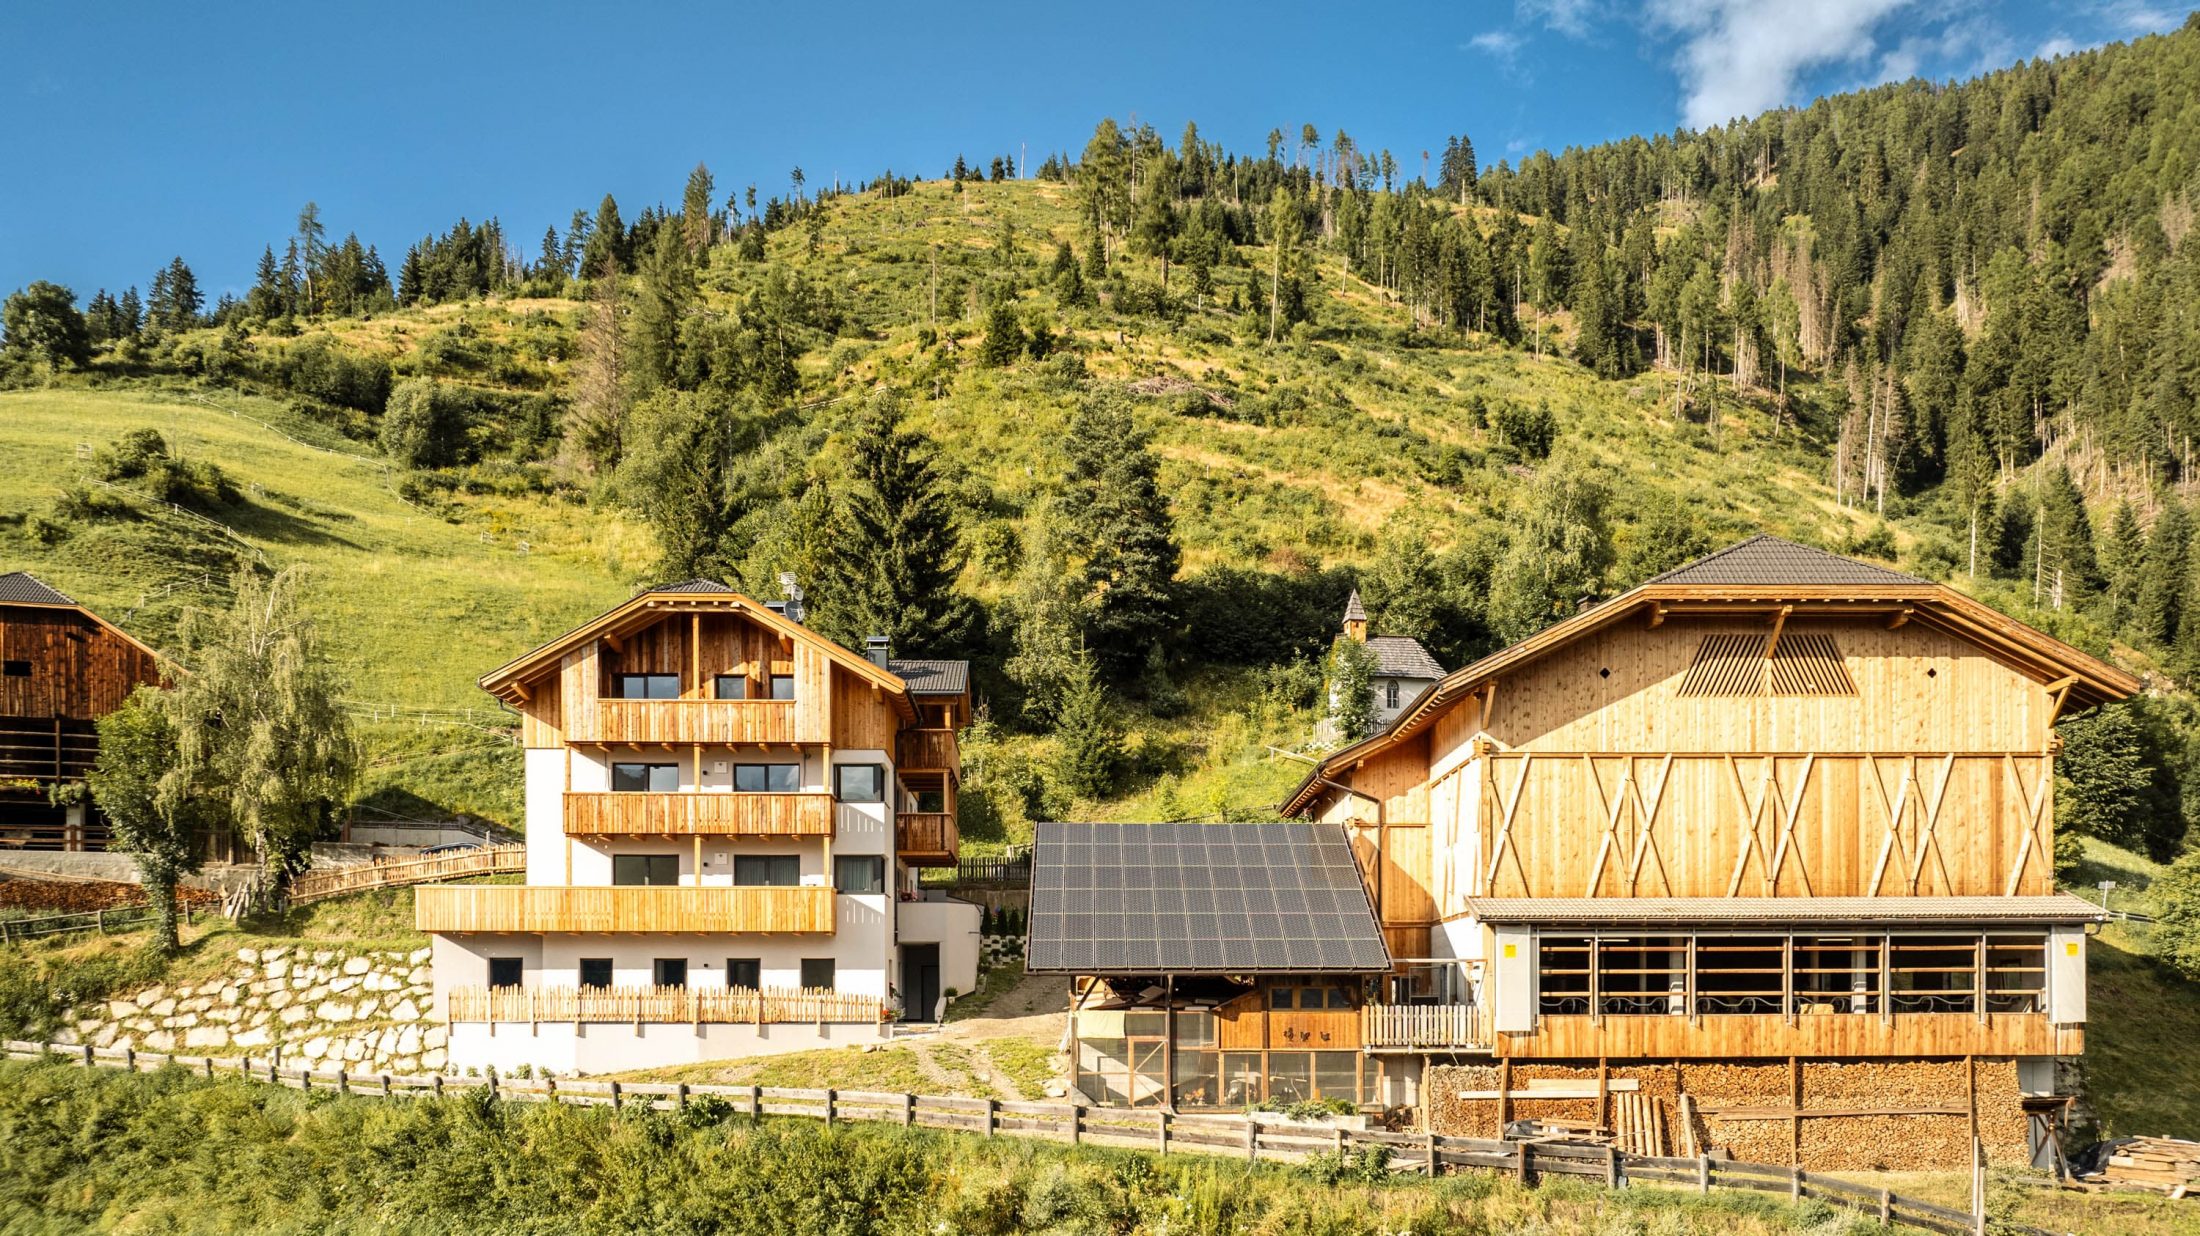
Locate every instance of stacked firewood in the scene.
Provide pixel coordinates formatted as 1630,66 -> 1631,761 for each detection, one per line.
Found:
2086,1137 -> 2200,1196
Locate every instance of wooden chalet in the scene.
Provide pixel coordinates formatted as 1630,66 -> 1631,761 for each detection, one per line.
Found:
1032,536 -> 2133,1169
421,580 -> 982,1074
0,571 -> 162,851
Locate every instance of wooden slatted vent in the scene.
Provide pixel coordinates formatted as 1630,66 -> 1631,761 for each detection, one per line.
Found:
1677,634 -> 1768,696
1677,633 -> 1855,696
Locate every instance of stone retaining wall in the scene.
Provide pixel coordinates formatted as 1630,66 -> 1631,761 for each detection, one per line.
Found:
54,944 -> 448,1075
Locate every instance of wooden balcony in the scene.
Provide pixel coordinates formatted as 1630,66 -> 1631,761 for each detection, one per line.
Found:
896,812 -> 958,867
895,726 -> 959,773
1362,1003 -> 1491,1052
570,699 -> 800,745
447,984 -> 888,1025
416,885 -> 834,934
563,792 -> 834,838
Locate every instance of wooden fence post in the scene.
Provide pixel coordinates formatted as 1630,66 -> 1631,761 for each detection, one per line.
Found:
746,1085 -> 760,1121
1878,1187 -> 1892,1226
676,1082 -> 689,1109
1697,1153 -> 1710,1194
382,1074 -> 392,1097
1606,1144 -> 1619,1188
901,1093 -> 914,1127
433,1074 -> 444,1098
1791,1166 -> 1803,1202
984,1097 -> 997,1137
124,1047 -> 135,1072
609,1080 -> 621,1110
1068,1104 -> 1081,1145
1244,1119 -> 1257,1163
81,1044 -> 93,1068
299,1067 -> 311,1092
1425,1130 -> 1439,1177
825,1088 -> 836,1127
1519,1139 -> 1532,1183
1156,1110 -> 1169,1155
338,1067 -> 349,1095
487,1072 -> 498,1100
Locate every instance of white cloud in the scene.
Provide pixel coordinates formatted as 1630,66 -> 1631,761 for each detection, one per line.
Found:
1520,0 -> 1599,38
1649,0 -> 1917,129
2034,34 -> 2080,59
1467,29 -> 1525,58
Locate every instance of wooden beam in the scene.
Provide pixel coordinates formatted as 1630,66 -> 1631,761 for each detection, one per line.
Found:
1887,607 -> 1913,630
1647,602 -> 1666,629
600,631 -> 624,656
1764,605 -> 1792,661
1479,680 -> 1500,733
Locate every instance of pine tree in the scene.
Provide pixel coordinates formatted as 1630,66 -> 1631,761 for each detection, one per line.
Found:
682,162 -> 716,258
2138,500 -> 2191,646
2100,501 -> 2146,633
566,253 -> 627,471
1055,393 -> 1180,679
1050,649 -> 1123,798
822,392 -> 977,655
629,226 -> 695,391
561,208 -> 591,276
579,194 -> 626,279
117,287 -> 141,336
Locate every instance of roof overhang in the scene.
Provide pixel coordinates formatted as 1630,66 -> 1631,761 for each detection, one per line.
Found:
477,589 -> 915,720
1282,580 -> 2139,816
1466,894 -> 2108,928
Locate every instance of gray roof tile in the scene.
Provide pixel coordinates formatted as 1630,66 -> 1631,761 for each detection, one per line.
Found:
1027,821 -> 1391,974
0,571 -> 75,606
886,658 -> 969,695
1644,534 -> 1923,588
1367,635 -> 1444,679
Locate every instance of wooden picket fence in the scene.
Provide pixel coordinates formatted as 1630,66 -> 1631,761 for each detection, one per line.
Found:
287,845 -> 526,906
446,984 -> 890,1026
0,1038 -> 2032,1235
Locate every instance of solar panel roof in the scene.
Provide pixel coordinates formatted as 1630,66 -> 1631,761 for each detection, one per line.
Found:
1025,820 -> 1392,975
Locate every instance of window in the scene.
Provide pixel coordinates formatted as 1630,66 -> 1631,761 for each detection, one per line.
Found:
1,660 -> 28,677
1537,936 -> 1592,1014
1986,935 -> 2048,1013
653,958 -> 688,988
1266,1052 -> 1313,1104
1890,935 -> 1978,1014
1384,681 -> 1400,708
1596,935 -> 1685,1015
612,854 -> 680,886
1794,935 -> 1882,1014
914,788 -> 946,813
1694,935 -> 1785,1015
769,674 -> 796,700
579,958 -> 613,989
487,957 -> 523,989
734,854 -> 801,886
734,763 -> 801,793
713,674 -> 748,700
799,958 -> 836,990
611,762 -> 679,792
1313,1052 -> 1359,1103
834,764 -> 885,803
727,958 -> 761,990
612,673 -> 680,700
835,854 -> 885,894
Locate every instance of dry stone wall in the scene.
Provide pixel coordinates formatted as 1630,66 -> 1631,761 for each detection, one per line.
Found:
53,945 -> 448,1075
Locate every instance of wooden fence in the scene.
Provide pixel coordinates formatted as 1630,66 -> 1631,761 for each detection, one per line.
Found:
0,901 -> 202,946
1361,1003 -> 1489,1051
918,853 -> 1032,888
447,984 -> 889,1026
0,1038 -> 2029,1236
287,845 -> 527,906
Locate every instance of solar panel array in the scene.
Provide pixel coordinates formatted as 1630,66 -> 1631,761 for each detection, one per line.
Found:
1026,821 -> 1391,975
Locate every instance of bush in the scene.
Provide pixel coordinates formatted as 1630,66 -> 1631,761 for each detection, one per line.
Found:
1489,400 -> 1557,459
90,429 -> 237,510
379,377 -> 471,469
280,336 -> 392,414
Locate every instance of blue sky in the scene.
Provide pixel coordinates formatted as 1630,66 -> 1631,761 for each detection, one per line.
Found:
1,1 -> 2188,302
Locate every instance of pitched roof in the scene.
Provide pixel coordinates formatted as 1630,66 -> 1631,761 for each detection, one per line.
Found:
1342,588 -> 1367,623
885,659 -> 969,696
1367,635 -> 1444,680
1026,821 -> 1392,975
0,571 -> 75,606
1645,534 -> 1924,588
1467,894 -> 2106,927
642,578 -> 738,594
1281,533 -> 2141,816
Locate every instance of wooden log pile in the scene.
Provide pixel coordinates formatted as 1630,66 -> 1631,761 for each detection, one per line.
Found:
2086,1137 -> 2200,1196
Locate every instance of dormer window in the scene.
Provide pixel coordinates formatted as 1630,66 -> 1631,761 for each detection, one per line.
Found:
613,673 -> 679,700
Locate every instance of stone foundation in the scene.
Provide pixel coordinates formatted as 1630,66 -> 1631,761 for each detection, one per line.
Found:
1425,1058 -> 2029,1172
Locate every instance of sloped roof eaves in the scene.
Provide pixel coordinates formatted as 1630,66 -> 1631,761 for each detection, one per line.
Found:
1467,895 -> 2107,926
1644,534 -> 1926,588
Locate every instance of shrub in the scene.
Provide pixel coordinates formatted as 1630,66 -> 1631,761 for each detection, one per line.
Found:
379,377 -> 471,469
90,429 -> 237,509
280,336 -> 392,414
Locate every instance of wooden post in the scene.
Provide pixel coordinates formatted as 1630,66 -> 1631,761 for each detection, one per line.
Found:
1697,1153 -> 1710,1194
824,1088 -> 836,1127
1498,1056 -> 1513,1130
747,1085 -> 761,1121
983,1097 -> 996,1137
1788,1056 -> 1801,1167
1244,1119 -> 1257,1162
901,1092 -> 914,1127
81,1044 -> 93,1067
433,1073 -> 444,1097
1162,974 -> 1175,1111
1878,1187 -> 1893,1225
610,1080 -> 622,1110
488,1072 -> 498,1100
677,1082 -> 689,1108
1519,1139 -> 1532,1183
1068,1104 -> 1081,1144
1972,1137 -> 1987,1236
299,1067 -> 311,1092
338,1067 -> 349,1095
1156,1109 -> 1169,1154
1606,1144 -> 1619,1188
1965,1055 -> 1979,1154
1597,1058 -> 1610,1135
1426,1130 -> 1439,1177
124,1047 -> 135,1072
382,1074 -> 392,1097
1792,1165 -> 1803,1202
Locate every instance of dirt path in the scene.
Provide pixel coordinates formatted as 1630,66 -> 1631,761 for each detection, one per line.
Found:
942,968 -> 1067,1045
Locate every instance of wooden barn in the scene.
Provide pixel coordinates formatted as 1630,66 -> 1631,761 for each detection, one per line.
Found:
0,571 -> 163,851
1029,536 -> 2134,1172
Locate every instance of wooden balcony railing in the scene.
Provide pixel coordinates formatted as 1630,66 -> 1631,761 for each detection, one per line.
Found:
563,792 -> 834,838
416,885 -> 835,934
896,812 -> 958,867
895,727 -> 959,772
1362,1003 -> 1490,1051
0,716 -> 96,782
571,699 -> 800,745
446,984 -> 888,1026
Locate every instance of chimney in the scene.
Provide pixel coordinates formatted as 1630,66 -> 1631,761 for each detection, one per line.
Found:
777,572 -> 805,624
864,635 -> 890,667
1341,588 -> 1369,643
1576,593 -> 1601,614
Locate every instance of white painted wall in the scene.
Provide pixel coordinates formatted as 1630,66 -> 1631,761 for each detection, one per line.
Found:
897,896 -> 982,998
523,747 -> 566,884
1373,676 -> 1439,725
1490,926 -> 1536,1033
2049,926 -> 2086,1024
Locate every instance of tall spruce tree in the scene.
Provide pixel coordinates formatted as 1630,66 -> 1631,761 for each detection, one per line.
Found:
821,392 -> 977,656
1055,392 -> 1180,680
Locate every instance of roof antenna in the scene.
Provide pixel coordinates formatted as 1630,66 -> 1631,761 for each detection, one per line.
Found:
777,572 -> 804,624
